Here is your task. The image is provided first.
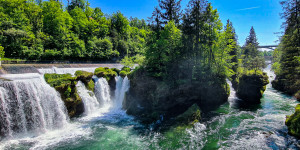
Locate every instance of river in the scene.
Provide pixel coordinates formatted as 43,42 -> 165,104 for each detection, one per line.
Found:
0,64 -> 299,150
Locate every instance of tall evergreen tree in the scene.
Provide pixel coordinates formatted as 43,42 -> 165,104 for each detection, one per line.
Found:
158,0 -> 182,25
224,19 -> 239,74
272,0 -> 300,97
243,26 -> 259,58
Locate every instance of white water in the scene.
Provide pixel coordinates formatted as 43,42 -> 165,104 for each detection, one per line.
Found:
0,67 -> 131,149
76,81 -> 100,116
38,67 -> 97,75
114,76 -> 130,109
0,74 -> 68,139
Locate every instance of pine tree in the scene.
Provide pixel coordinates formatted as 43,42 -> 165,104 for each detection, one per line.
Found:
224,19 -> 239,75
243,26 -> 259,58
158,0 -> 182,25
272,0 -> 300,96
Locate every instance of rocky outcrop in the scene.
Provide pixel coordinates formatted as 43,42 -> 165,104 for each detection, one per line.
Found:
44,73 -> 84,118
236,72 -> 269,104
123,67 -> 229,124
286,104 -> 300,138
75,71 -> 94,92
272,76 -> 300,101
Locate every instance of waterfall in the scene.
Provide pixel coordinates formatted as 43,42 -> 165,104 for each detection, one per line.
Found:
114,76 -> 130,109
94,77 -> 112,108
0,74 -> 68,139
227,80 -> 237,101
76,81 -> 100,116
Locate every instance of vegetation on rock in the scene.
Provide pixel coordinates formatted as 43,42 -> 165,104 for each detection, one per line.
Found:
236,71 -> 269,104
286,104 -> 300,138
44,73 -> 83,118
94,67 -> 117,81
75,70 -> 94,91
119,67 -> 131,78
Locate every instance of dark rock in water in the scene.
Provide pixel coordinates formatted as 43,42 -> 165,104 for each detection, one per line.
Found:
272,76 -> 300,101
174,104 -> 201,125
286,104 -> 300,138
123,68 -> 229,124
108,77 -> 116,97
236,72 -> 269,104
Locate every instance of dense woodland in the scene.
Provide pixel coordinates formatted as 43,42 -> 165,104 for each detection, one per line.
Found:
272,0 -> 300,99
0,0 -> 149,62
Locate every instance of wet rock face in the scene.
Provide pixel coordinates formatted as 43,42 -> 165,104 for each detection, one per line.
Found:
272,76 -> 300,101
236,73 -> 269,104
123,68 -> 229,124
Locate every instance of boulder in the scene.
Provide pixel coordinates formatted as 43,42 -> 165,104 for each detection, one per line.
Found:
236,72 -> 269,104
124,67 -> 229,124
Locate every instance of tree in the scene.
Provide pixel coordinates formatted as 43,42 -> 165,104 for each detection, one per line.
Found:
145,21 -> 181,79
67,0 -> 86,11
110,11 -> 129,39
224,19 -> 239,75
0,44 -> 4,65
148,6 -> 163,36
158,0 -> 182,25
243,26 -> 259,58
42,0 -> 73,51
243,56 -> 266,74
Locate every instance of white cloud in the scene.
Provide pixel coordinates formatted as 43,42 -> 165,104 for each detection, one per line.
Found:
237,6 -> 260,11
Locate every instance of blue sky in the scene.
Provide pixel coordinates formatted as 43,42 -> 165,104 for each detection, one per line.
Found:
64,0 -> 284,46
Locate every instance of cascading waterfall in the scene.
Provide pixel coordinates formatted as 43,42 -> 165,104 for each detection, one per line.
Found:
0,74 -> 68,139
76,81 -> 100,116
94,77 -> 112,108
114,76 -> 130,109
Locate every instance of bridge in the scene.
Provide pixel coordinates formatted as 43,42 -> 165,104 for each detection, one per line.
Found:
257,45 -> 278,51
242,45 -> 278,51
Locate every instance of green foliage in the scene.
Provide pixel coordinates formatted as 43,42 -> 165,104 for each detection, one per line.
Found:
286,104 -> 300,138
120,56 -> 134,68
272,0 -> 300,101
44,73 -> 82,118
0,0 -> 149,61
243,56 -> 266,74
0,44 -> 4,59
94,67 -> 117,81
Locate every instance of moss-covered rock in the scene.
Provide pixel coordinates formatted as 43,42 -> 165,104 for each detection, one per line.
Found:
75,70 -> 94,91
272,77 -> 300,101
123,67 -> 229,124
44,73 -> 84,118
174,104 -> 201,125
119,67 -> 131,78
286,104 -> 300,138
236,72 -> 269,104
111,68 -> 121,75
94,67 -> 117,81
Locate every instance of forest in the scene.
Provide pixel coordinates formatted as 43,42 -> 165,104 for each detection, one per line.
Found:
0,0 -> 149,62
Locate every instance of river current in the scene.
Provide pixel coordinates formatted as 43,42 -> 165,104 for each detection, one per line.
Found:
0,65 -> 299,150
